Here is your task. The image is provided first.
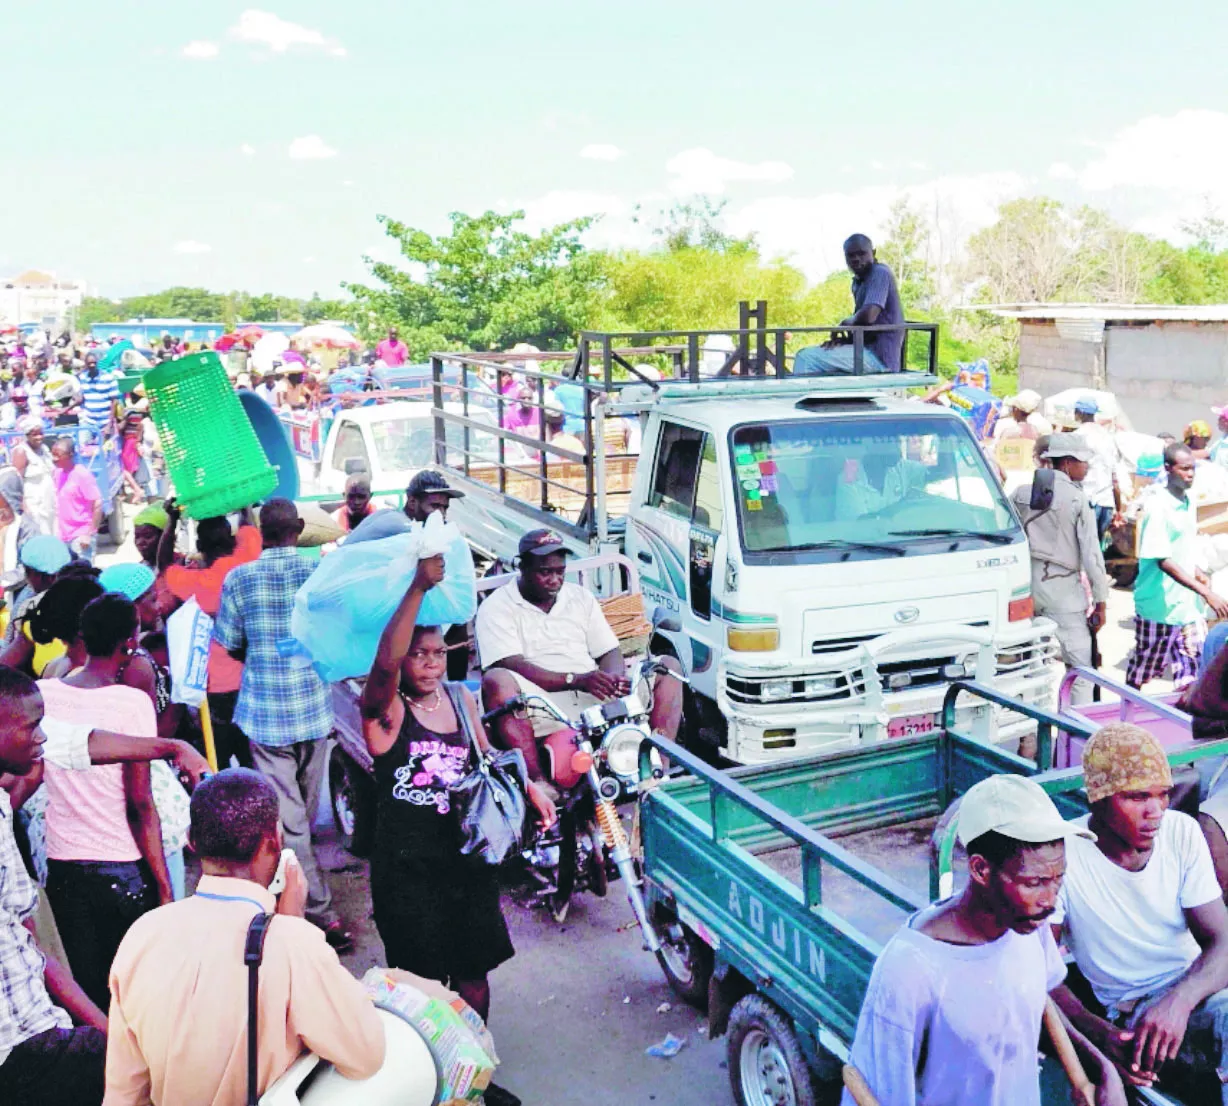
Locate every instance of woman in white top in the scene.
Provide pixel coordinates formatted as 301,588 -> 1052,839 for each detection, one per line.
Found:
11,416 -> 57,535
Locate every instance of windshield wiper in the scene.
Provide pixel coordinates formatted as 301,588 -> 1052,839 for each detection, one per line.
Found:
889,528 -> 1015,545
757,539 -> 907,556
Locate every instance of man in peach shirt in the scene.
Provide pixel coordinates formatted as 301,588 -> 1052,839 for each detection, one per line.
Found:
103,770 -> 384,1105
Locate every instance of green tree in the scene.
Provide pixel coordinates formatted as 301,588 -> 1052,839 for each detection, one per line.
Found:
73,297 -> 125,330
877,198 -> 936,313
345,210 -> 608,356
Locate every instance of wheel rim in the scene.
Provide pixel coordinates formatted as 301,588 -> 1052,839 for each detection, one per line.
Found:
332,771 -> 357,839
660,933 -> 696,988
739,1029 -> 797,1106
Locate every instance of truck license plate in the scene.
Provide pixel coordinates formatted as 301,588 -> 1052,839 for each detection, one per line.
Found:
887,713 -> 937,739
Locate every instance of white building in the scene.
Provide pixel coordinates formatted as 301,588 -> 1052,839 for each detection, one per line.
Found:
986,303 -> 1228,436
0,270 -> 90,329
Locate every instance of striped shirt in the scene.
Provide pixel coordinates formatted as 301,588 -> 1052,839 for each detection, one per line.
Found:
78,369 -> 119,427
0,790 -> 71,1062
213,548 -> 333,747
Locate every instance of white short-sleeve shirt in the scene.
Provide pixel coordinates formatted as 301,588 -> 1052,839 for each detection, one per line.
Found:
475,580 -> 619,674
1052,810 -> 1222,1010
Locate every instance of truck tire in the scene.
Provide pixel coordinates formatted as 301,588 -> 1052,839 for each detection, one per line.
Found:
654,919 -> 713,1009
329,745 -> 375,857
727,994 -> 819,1106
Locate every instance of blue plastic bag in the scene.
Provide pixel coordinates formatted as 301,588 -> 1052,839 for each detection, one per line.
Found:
290,512 -> 477,683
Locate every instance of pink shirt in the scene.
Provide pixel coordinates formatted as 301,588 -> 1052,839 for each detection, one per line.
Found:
375,338 -> 409,367
39,680 -> 158,862
53,463 -> 101,543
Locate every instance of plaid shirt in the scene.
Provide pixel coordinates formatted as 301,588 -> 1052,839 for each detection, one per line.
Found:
0,791 -> 70,1059
213,547 -> 332,747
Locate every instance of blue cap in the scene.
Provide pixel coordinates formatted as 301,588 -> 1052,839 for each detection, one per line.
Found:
98,562 -> 156,602
1074,398 -> 1099,415
19,535 -> 71,574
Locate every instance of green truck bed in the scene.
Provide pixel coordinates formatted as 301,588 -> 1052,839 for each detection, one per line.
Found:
639,681 -> 1218,1105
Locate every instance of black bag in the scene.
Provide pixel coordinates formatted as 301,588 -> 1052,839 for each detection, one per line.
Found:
445,683 -> 529,866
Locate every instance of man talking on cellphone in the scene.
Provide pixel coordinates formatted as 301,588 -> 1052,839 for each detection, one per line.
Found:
102,769 -> 384,1105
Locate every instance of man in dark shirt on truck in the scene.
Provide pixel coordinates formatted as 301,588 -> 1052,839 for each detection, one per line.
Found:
795,233 -> 905,375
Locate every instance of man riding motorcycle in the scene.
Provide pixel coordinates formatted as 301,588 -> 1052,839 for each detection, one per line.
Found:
476,529 -> 684,783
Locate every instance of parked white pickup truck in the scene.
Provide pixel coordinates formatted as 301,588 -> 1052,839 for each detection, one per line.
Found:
426,317 -> 1059,764
286,399 -> 501,500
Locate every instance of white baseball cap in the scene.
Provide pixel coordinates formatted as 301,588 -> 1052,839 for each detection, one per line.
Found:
957,774 -> 1094,847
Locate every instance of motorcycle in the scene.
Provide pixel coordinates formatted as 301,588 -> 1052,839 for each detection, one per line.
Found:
481,658 -> 681,946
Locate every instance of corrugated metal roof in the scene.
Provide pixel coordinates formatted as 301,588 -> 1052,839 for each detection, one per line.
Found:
970,303 -> 1228,322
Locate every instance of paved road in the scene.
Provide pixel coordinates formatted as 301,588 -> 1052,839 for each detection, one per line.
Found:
317,830 -> 733,1106
103,515 -> 1154,1105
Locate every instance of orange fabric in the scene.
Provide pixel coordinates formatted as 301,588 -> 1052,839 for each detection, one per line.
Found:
330,504 -> 374,534
164,526 -> 263,692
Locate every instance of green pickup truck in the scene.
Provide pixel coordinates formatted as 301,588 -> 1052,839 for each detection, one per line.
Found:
638,682 -> 1225,1106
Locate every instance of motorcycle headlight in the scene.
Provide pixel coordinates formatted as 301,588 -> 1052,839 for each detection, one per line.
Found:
601,722 -> 646,781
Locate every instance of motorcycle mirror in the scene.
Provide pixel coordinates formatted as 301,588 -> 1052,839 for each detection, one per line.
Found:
570,749 -> 595,775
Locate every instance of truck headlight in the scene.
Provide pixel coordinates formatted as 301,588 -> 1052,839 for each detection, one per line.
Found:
601,723 -> 646,780
760,679 -> 793,701
803,676 -> 840,696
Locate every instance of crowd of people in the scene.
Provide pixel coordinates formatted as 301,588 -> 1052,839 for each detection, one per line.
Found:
0,422 -> 694,1104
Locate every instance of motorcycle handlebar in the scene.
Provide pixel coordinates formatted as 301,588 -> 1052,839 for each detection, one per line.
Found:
480,693 -> 572,729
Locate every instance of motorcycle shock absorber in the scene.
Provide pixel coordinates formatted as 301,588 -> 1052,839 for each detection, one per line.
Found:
593,794 -> 661,953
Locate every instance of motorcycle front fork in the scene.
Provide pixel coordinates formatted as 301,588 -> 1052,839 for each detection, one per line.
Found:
588,771 -> 661,953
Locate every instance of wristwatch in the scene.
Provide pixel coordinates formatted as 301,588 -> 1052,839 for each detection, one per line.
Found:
565,672 -> 575,687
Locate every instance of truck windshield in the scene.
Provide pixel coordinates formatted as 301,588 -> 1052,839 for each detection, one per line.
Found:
370,416 -> 499,471
731,415 -> 1018,556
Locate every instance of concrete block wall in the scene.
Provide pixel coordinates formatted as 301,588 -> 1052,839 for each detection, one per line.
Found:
1106,323 -> 1228,436
1017,322 -> 1102,398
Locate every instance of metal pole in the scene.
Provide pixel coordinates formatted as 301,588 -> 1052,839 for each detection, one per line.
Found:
688,332 -> 700,383
593,395 -> 606,544
430,356 -> 445,466
496,368 -> 507,495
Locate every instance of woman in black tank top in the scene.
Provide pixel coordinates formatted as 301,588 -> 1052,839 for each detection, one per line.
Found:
360,555 -> 556,1031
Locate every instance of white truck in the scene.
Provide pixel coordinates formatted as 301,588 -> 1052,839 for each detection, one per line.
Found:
428,320 -> 1059,764
286,397 -> 501,501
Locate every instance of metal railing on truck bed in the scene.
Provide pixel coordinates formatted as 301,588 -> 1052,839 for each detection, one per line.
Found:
429,317 -> 939,546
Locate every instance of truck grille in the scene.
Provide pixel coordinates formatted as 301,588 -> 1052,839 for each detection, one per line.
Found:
727,627 -> 1055,707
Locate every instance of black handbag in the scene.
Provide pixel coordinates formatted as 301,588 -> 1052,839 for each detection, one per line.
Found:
445,683 -> 529,866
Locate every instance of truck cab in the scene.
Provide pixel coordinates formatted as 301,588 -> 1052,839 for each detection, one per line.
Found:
624,389 -> 1056,762
429,319 -> 1059,764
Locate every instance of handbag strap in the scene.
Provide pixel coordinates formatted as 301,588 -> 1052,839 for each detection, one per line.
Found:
444,682 -> 480,761
244,912 -> 274,1106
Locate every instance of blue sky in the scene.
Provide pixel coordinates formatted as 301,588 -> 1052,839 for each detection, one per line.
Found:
5,1 -> 1228,299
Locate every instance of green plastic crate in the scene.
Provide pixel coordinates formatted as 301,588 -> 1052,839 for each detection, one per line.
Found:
143,351 -> 277,519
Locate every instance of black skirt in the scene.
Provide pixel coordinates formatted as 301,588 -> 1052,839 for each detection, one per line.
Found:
370,847 -> 514,982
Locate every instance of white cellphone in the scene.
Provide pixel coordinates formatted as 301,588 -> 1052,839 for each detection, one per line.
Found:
268,848 -> 296,895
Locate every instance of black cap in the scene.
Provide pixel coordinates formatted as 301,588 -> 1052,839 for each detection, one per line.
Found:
406,470 -> 465,499
518,528 -> 569,558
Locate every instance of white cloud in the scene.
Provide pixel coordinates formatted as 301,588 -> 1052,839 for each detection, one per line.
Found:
181,40 -> 219,60
1062,110 -> 1228,193
723,171 -> 1028,281
580,144 -> 624,162
173,240 -> 212,255
288,135 -> 338,160
240,143 -> 256,156
342,179 -> 355,187
666,148 -> 793,195
229,10 -> 346,56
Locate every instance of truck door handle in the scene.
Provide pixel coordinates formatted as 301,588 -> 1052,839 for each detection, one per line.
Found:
637,551 -> 652,563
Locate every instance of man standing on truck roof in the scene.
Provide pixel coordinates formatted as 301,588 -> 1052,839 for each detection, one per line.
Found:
1126,442 -> 1228,691
1049,724 -> 1228,1102
1010,433 -> 1109,708
793,234 -> 904,376
843,774 -> 1125,1106
476,529 -> 683,782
